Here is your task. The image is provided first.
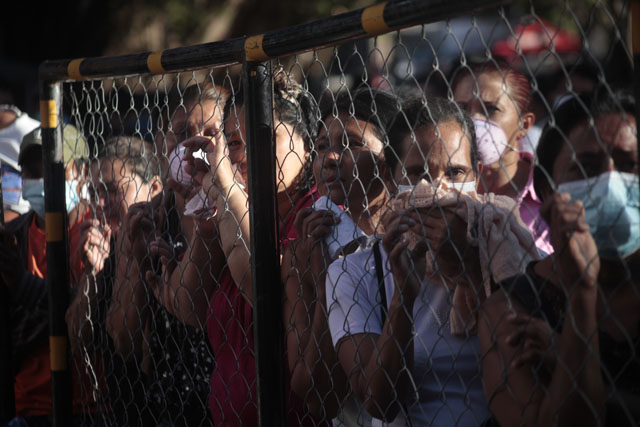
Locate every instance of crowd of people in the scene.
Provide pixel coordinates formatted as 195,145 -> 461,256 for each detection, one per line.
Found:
0,56 -> 638,427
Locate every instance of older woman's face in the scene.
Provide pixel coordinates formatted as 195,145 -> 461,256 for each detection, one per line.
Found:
89,159 -> 155,234
394,120 -> 477,189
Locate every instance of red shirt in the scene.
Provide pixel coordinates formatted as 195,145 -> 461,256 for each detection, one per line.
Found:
14,211 -> 97,417
206,188 -> 325,426
15,216 -> 51,417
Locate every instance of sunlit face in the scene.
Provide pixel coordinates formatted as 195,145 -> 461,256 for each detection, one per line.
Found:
313,113 -> 386,208
393,120 -> 477,189
553,113 -> 638,186
224,107 -> 308,194
155,99 -> 221,172
221,108 -> 249,185
453,71 -> 526,150
89,159 -> 156,234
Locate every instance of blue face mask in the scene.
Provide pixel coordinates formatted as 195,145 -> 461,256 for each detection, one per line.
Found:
22,178 -> 46,219
65,179 -> 82,212
557,171 -> 640,260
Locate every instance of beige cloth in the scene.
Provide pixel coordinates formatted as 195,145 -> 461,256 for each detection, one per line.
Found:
392,179 -> 541,335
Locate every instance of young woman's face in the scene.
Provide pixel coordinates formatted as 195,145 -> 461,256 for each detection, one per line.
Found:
223,108 -> 308,194
313,112 -> 386,208
453,71 -> 529,150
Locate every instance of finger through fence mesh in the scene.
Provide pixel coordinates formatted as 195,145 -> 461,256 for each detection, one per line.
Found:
49,1 -> 639,426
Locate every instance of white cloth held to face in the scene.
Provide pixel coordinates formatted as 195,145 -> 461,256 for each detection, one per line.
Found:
393,178 -> 541,335
183,163 -> 244,219
311,195 -> 367,260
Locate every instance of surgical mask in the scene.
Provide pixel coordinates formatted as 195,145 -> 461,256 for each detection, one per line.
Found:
557,171 -> 640,259
473,118 -> 510,165
1,164 -> 30,214
65,179 -> 87,212
22,178 -> 45,218
397,180 -> 476,195
169,143 -> 193,186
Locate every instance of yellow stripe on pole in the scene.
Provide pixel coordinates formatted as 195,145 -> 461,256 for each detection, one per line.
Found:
633,1 -> 640,55
147,50 -> 166,74
245,34 -> 268,62
362,2 -> 389,36
40,100 -> 57,129
50,336 -> 67,371
45,212 -> 64,242
67,58 -> 85,80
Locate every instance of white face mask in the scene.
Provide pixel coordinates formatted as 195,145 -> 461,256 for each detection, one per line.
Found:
473,117 -> 510,165
397,180 -> 476,195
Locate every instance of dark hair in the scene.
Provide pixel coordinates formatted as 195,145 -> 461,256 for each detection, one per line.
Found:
450,59 -> 532,115
223,69 -> 319,148
158,82 -> 228,135
318,87 -> 399,147
95,136 -> 160,183
19,145 -> 43,178
385,96 -> 478,176
534,89 -> 636,198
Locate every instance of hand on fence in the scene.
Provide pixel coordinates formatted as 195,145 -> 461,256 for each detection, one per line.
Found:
0,225 -> 23,290
145,237 -> 179,298
124,202 -> 162,268
167,177 -> 199,202
541,192 -> 600,292
382,209 -> 427,300
78,219 -> 112,275
292,207 -> 337,292
505,312 -> 557,373
409,205 -> 474,280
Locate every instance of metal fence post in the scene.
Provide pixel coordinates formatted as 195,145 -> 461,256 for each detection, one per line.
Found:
243,61 -> 286,426
0,158 -> 16,424
40,81 -> 73,427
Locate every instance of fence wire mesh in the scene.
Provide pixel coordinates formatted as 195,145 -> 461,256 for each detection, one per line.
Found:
2,0 -> 638,426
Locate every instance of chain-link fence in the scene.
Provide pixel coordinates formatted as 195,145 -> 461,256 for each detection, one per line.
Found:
2,0 -> 638,426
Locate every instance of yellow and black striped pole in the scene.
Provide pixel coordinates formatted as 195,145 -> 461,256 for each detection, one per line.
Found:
40,82 -> 72,427
242,58 -> 285,425
0,158 -> 16,424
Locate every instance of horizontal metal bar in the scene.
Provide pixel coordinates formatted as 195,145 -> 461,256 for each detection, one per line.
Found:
39,0 -> 510,82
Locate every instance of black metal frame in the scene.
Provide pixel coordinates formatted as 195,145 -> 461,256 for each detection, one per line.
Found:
34,0 -> 511,425
40,82 -> 73,427
243,61 -> 285,425
38,0 -> 508,81
0,158 -> 16,424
